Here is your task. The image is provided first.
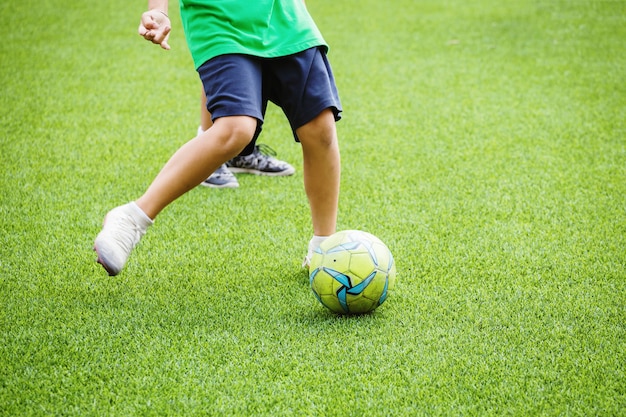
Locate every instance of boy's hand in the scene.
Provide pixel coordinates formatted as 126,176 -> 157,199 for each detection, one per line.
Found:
138,10 -> 171,50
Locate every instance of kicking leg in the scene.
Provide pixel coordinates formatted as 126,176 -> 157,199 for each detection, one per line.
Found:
136,116 -> 257,218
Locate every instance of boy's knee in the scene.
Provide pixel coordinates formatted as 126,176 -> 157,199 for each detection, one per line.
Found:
297,110 -> 337,147
213,116 -> 258,149
231,117 -> 258,142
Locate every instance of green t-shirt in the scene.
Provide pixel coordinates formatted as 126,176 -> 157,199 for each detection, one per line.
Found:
179,0 -> 328,69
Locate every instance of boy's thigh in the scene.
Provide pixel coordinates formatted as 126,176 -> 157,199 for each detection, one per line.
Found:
265,47 -> 342,134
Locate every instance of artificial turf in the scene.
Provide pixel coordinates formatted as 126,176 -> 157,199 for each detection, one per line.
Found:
1,0 -> 624,415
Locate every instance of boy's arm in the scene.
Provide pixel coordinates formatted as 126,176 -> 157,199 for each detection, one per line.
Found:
138,0 -> 171,50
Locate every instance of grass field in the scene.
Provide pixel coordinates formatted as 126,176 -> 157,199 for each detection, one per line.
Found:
1,0 -> 625,415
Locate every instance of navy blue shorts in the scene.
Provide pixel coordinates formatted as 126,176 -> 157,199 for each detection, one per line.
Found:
197,47 -> 342,142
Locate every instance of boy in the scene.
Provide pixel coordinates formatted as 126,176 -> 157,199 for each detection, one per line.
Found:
94,0 -> 342,275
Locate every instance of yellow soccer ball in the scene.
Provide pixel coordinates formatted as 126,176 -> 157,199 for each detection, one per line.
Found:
309,230 -> 396,314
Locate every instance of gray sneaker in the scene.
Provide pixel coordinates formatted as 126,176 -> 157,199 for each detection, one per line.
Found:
94,203 -> 152,276
227,144 -> 295,176
201,163 -> 239,188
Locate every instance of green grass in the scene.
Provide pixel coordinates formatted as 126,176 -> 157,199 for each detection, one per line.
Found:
1,0 -> 625,415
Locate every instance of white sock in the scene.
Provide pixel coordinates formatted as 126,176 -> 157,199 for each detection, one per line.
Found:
308,235 -> 330,255
129,202 -> 154,226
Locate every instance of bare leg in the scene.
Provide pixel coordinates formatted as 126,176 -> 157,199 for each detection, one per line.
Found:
297,109 -> 340,236
136,116 -> 257,218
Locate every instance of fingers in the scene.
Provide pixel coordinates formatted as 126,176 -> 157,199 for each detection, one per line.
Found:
159,38 -> 171,50
138,11 -> 171,50
142,27 -> 171,49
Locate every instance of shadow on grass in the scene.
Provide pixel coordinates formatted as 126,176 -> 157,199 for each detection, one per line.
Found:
288,268 -> 392,323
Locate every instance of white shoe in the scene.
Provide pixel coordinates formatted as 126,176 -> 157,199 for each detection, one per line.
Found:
94,203 -> 153,276
302,254 -> 312,269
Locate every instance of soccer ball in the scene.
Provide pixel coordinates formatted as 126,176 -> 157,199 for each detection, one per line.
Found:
309,230 -> 396,314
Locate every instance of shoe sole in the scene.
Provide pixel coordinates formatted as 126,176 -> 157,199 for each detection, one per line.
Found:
93,245 -> 118,276
199,181 -> 239,188
93,211 -> 121,276
228,167 -> 295,176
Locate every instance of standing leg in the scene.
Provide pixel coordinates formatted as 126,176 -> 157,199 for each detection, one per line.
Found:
297,109 -> 341,238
